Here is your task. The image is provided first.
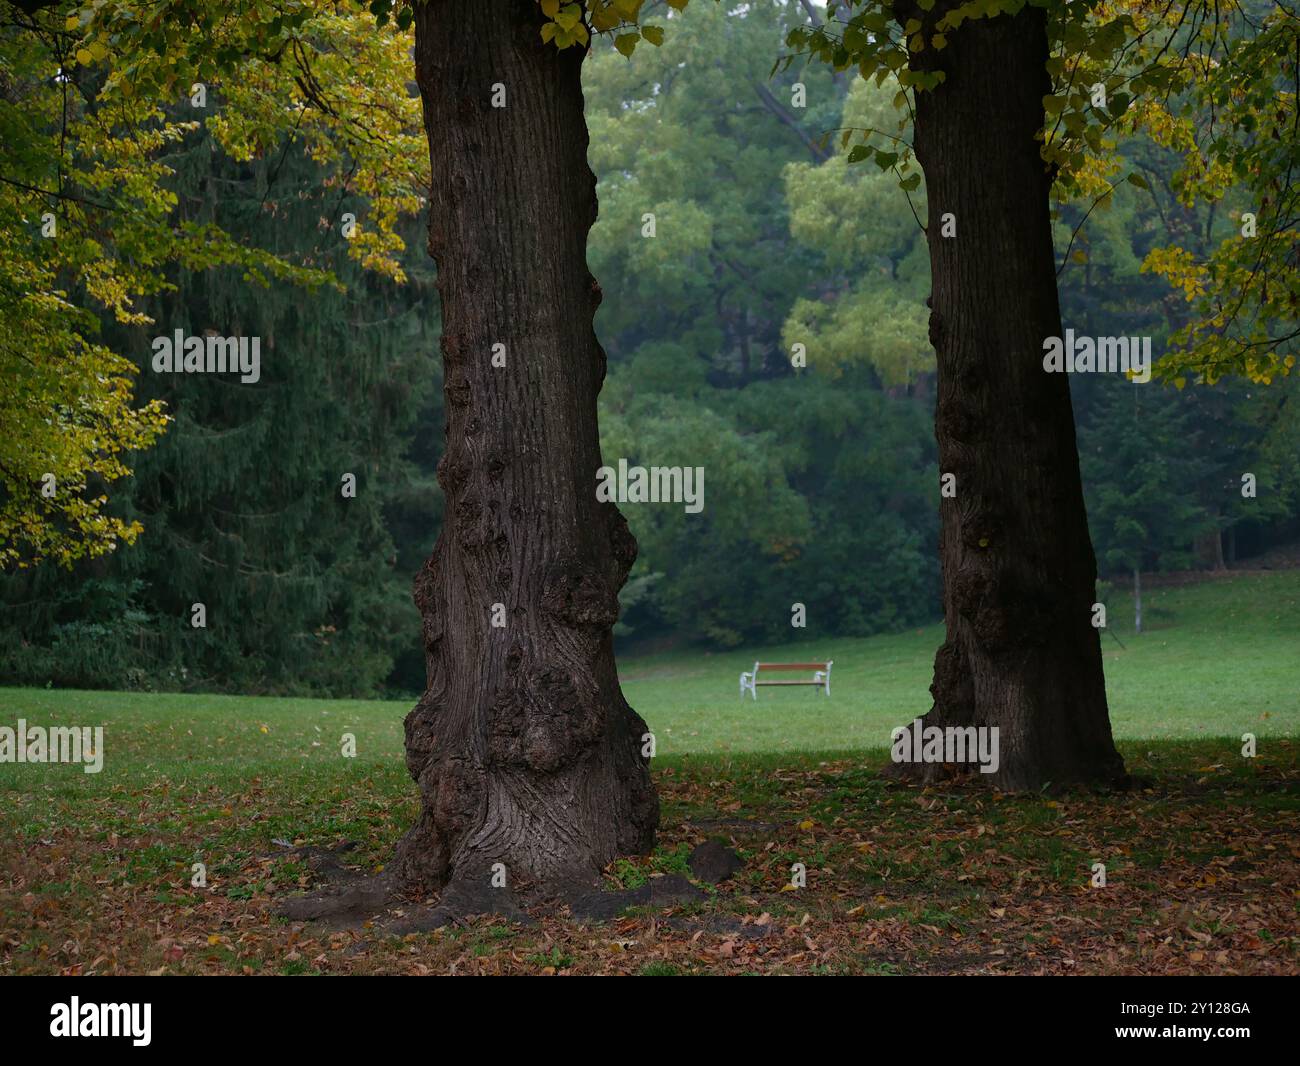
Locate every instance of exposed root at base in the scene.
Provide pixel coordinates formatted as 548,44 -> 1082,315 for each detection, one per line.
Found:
274,840 -> 745,931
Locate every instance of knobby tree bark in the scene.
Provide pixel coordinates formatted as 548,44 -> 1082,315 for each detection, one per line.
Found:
394,0 -> 658,897
893,0 -> 1129,790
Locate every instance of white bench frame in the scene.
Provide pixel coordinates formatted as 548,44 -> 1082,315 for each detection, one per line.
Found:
739,660 -> 832,701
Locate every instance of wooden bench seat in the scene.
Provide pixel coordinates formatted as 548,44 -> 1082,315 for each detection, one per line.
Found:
739,660 -> 832,700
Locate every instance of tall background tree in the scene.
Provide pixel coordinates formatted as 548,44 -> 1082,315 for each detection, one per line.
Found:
786,0 -> 1297,788
0,0 -> 436,693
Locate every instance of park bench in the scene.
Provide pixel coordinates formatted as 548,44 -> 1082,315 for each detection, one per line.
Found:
739,660 -> 832,700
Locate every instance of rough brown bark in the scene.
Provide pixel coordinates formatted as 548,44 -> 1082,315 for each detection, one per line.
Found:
394,0 -> 658,897
893,1 -> 1128,790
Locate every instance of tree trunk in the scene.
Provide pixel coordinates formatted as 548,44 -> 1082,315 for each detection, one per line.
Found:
1133,567 -> 1142,634
894,1 -> 1128,790
394,0 -> 658,897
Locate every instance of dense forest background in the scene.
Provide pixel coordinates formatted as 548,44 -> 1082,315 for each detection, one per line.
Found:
3,0 -> 1297,697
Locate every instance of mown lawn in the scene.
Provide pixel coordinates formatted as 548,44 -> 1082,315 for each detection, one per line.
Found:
0,570 -> 1296,974
4,569 -> 1294,762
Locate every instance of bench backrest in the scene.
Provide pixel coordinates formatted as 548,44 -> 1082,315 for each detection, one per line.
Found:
755,662 -> 829,671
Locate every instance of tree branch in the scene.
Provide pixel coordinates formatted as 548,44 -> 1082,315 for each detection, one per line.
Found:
752,81 -> 829,162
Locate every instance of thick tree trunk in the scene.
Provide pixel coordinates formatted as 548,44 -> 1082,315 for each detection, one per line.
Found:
894,1 -> 1128,790
394,0 -> 658,897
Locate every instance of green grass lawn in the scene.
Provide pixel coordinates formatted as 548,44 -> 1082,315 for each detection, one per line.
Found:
0,569 -> 1296,774
1,569 -> 1296,975
619,568 -> 1300,753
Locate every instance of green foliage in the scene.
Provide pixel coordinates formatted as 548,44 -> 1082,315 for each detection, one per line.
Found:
1080,382 -> 1216,576
1135,7 -> 1298,383
1,0 -> 425,568
786,1 -> 1296,378
0,136 -> 440,697
782,78 -> 930,385
539,0 -> 690,53
585,4 -> 940,646
3,0 -> 1297,692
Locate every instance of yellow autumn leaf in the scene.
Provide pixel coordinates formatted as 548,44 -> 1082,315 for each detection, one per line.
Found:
590,4 -> 619,31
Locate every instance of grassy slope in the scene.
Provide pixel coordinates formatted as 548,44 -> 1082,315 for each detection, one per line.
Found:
0,571 -> 1296,975
0,570 -> 1296,768
625,568 -> 1300,751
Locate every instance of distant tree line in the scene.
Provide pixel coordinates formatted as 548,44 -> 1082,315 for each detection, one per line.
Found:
1,3 -> 1295,697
